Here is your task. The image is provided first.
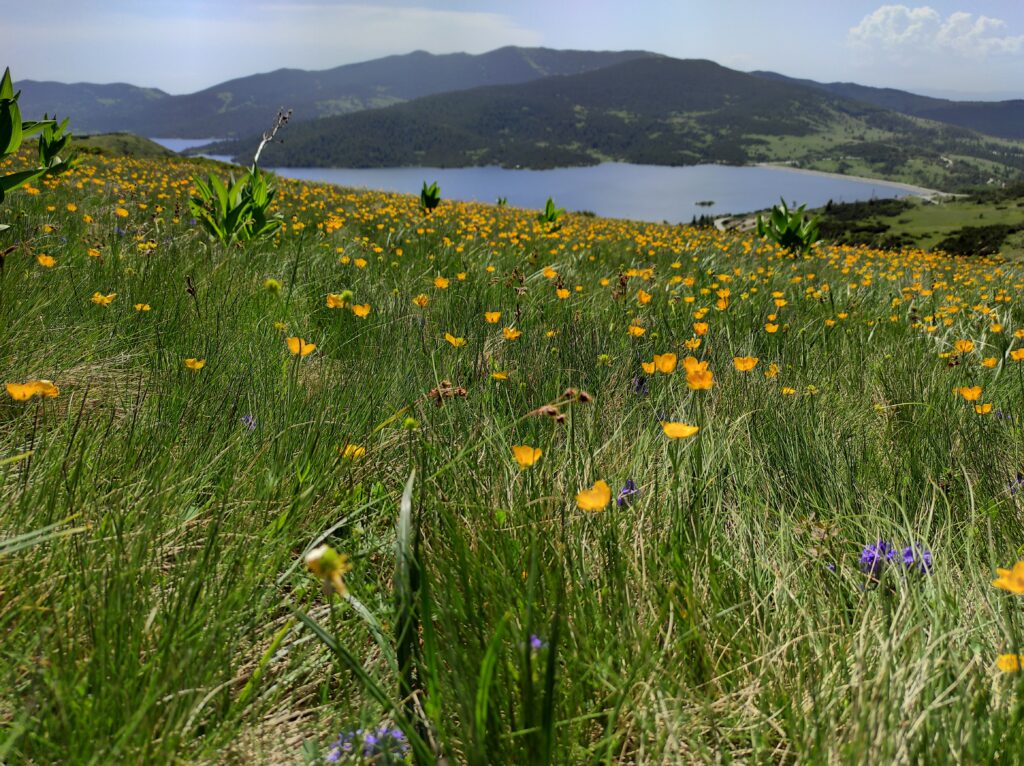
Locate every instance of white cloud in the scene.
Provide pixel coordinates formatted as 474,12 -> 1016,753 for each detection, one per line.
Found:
849,5 -> 1024,59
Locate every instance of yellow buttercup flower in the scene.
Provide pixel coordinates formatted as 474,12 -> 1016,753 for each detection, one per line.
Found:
412,293 -> 429,308
340,444 -> 366,461
134,303 -> 151,312
91,292 -> 116,306
662,422 -> 699,439
491,371 -> 509,381
993,561 -> 1024,594
36,254 -> 55,268
733,356 -> 758,372
957,386 -> 982,402
997,654 -> 1023,673
445,333 -> 466,348
576,480 -> 611,512
641,361 -> 656,375
484,311 -> 501,324
627,325 -> 645,337
6,380 -> 59,401
975,403 -> 993,414
183,358 -> 205,370
511,445 -> 542,468
556,288 -> 570,300
1010,349 -> 1024,362
286,337 -> 316,357
352,304 -> 371,318
981,357 -> 998,368
953,339 -> 974,354
653,353 -> 677,374
637,289 -> 652,305
503,327 -> 522,341
434,276 -> 449,289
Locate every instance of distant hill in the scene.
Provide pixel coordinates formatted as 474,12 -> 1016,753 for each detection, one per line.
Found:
204,57 -> 1024,192
17,47 -> 657,138
75,133 -> 175,158
752,71 -> 1024,140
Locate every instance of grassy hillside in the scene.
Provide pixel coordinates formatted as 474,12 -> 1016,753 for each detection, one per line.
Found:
75,133 -> 176,158
18,48 -> 657,137
208,57 -> 1024,191
5,149 -> 1024,764
754,71 -> 1024,140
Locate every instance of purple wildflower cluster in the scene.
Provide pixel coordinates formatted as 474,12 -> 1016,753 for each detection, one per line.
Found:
326,726 -> 408,763
859,540 -> 933,578
617,479 -> 640,507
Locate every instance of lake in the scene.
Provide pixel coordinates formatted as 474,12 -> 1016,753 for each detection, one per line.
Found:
151,137 -> 228,153
264,163 -> 927,222
157,135 -> 928,222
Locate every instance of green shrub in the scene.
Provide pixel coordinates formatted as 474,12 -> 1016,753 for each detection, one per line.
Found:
756,198 -> 821,253
0,67 -> 77,233
420,181 -> 441,212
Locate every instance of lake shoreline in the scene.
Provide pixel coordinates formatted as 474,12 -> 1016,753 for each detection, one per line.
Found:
753,163 -> 952,200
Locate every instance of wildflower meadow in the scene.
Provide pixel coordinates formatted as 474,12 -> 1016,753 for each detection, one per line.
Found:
5,140 -> 1024,764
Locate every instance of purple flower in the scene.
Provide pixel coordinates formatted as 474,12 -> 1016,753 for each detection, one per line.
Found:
326,726 -> 408,763
901,543 -> 933,575
859,540 -> 897,577
617,479 -> 640,507
240,414 -> 257,431
630,375 -> 649,397
1009,473 -> 1024,496
529,634 -> 543,651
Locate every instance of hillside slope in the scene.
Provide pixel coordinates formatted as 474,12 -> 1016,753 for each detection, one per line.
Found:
753,71 -> 1024,140
207,57 -> 1024,191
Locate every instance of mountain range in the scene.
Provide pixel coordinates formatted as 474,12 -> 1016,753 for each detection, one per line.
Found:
201,56 -> 1024,192
17,48 -> 655,138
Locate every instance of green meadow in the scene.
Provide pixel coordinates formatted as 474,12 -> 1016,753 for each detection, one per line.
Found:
4,148 -> 1024,765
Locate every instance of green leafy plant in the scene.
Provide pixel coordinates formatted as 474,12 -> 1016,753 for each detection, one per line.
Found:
0,67 -> 77,233
189,110 -> 289,245
537,197 -> 564,229
420,181 -> 441,212
496,196 -> 508,207
756,198 -> 821,253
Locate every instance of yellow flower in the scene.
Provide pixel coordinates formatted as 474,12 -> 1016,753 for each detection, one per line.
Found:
954,339 -> 974,354
87,248 -> 101,258
576,480 -> 611,512
340,444 -> 366,461
512,445 -> 542,468
445,333 -> 466,347
765,363 -> 779,379
684,338 -> 702,350
556,288 -> 570,300
543,266 -> 558,279
993,561 -> 1024,594
733,356 -> 759,372
641,361 -> 656,375
653,353 -> 677,374
627,325 -> 646,337
353,258 -> 367,269
491,371 -> 509,381
412,293 -> 430,308
981,357 -> 998,368
273,321 -> 288,332
662,422 -> 699,439
183,358 -> 205,370
91,292 -> 117,306
434,276 -> 449,289
6,380 -> 59,401
352,304 -> 371,318
286,337 -> 316,357
957,386 -> 982,402
686,368 -> 713,390
326,293 -> 346,309
693,322 -> 709,336
975,403 -> 993,414
637,289 -> 652,305
1010,349 -> 1024,362
997,654 -> 1023,673
765,323 -> 779,333
456,272 -> 467,281
484,311 -> 501,323
304,544 -> 353,597
115,207 -> 129,218
36,254 -> 55,268
503,327 -> 522,341
781,386 -> 797,396
134,303 -> 151,312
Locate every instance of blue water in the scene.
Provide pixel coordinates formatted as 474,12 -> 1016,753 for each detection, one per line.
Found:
179,151 -> 927,222
266,163 -> 923,221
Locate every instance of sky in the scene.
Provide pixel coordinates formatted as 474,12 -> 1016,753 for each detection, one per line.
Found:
6,1 -> 1024,98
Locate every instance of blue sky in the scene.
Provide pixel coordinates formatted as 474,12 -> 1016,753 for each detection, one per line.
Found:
7,1 -> 1024,97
